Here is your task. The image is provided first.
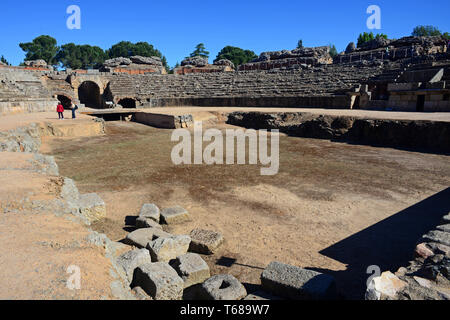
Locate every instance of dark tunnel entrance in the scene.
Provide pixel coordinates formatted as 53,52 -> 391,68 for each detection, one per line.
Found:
118,98 -> 137,109
78,81 -> 102,109
57,95 -> 72,109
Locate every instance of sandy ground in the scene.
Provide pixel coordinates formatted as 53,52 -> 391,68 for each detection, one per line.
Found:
0,152 -> 116,300
45,120 -> 450,299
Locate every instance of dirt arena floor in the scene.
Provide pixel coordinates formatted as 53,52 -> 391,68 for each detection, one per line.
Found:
44,120 -> 450,299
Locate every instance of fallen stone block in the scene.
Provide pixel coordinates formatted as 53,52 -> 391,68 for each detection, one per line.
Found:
148,235 -> 191,262
366,271 -> 408,300
78,193 -> 106,223
134,262 -> 184,300
442,214 -> 450,224
427,243 -> 450,258
170,253 -> 210,288
415,243 -> 435,260
116,248 -> 152,283
261,261 -> 337,300
422,230 -> 450,247
139,203 -> 160,222
189,229 -> 224,255
136,216 -> 163,230
199,274 -> 247,300
244,290 -> 283,300
125,228 -> 171,248
436,224 -> 450,233
160,206 -> 190,224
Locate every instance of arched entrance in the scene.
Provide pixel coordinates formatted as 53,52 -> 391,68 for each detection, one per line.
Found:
78,81 -> 102,108
57,95 -> 72,109
118,98 -> 137,109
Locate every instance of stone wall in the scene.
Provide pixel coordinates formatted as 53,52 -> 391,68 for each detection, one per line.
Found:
226,111 -> 450,153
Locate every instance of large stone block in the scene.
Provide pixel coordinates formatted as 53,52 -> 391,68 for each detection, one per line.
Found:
136,216 -> 163,230
139,203 -> 160,222
78,193 -> 106,223
189,229 -> 224,255
261,261 -> 337,300
171,253 -> 210,288
134,262 -> 184,300
422,230 -> 450,247
148,235 -> 191,262
366,271 -> 407,300
125,228 -> 171,248
199,275 -> 247,300
116,248 -> 152,283
160,206 -> 190,224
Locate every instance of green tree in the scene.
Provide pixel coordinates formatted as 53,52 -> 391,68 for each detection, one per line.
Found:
328,45 -> 338,58
56,43 -> 107,69
189,43 -> 210,59
106,41 -> 169,71
19,35 -> 59,65
412,25 -> 443,37
1,55 -> 10,65
444,32 -> 450,40
357,32 -> 388,48
297,40 -> 303,49
214,46 -> 257,67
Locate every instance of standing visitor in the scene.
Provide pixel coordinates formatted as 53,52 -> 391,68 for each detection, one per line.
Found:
71,103 -> 79,119
57,103 -> 64,120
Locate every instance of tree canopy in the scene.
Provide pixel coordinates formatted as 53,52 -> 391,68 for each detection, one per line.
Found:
357,32 -> 388,48
412,25 -> 442,37
189,43 -> 210,59
55,43 -> 107,69
1,55 -> 9,65
19,35 -> 59,65
214,46 -> 257,67
412,25 -> 449,40
328,45 -> 338,58
297,40 -> 303,49
106,41 -> 168,71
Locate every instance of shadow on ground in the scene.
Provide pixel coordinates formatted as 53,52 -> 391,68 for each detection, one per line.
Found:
317,187 -> 450,300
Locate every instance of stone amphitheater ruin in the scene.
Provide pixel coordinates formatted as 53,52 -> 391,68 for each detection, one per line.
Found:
0,35 -> 449,300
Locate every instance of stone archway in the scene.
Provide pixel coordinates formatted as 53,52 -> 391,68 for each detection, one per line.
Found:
57,95 -> 73,109
118,98 -> 137,109
78,81 -> 102,109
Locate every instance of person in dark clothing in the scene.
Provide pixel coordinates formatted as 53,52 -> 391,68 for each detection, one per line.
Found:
57,103 -> 64,119
71,103 -> 79,119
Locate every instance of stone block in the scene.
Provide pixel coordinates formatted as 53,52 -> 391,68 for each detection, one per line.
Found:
139,203 -> 160,222
136,216 -> 163,230
134,262 -> 184,300
422,230 -> 450,247
171,253 -> 210,288
189,229 -> 224,255
366,271 -> 407,300
436,224 -> 450,233
160,206 -> 190,224
261,261 -> 337,300
199,275 -> 247,300
125,228 -> 171,248
442,214 -> 450,224
148,235 -> 191,262
116,248 -> 152,283
78,193 -> 106,223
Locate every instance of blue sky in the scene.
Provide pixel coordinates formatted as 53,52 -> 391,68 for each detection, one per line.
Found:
1,0 -> 449,67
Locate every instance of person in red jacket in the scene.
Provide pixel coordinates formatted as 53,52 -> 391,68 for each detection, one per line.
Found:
57,103 -> 64,119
